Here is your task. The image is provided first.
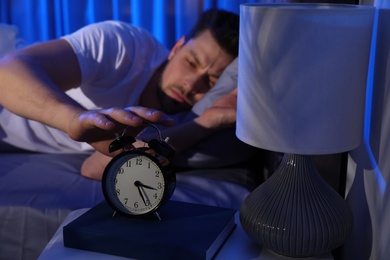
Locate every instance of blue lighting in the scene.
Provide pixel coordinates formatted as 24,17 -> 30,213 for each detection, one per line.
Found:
363,9 -> 386,196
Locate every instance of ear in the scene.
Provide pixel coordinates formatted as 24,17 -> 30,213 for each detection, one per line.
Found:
168,36 -> 186,60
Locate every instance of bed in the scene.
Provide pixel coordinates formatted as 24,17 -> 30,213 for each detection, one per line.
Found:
0,147 -> 262,260
0,24 -> 264,259
0,22 -> 348,260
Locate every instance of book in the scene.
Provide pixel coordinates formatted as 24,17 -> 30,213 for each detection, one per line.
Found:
63,200 -> 236,260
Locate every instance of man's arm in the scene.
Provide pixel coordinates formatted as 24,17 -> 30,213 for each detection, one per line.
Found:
81,89 -> 237,180
168,88 -> 237,153
0,39 -> 84,130
0,39 -> 174,155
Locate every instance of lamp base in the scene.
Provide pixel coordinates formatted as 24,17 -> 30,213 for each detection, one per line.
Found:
240,153 -> 353,258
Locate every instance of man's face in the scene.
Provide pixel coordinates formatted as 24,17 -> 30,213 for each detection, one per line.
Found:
158,30 -> 235,114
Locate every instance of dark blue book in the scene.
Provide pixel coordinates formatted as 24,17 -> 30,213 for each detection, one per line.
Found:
63,200 -> 236,260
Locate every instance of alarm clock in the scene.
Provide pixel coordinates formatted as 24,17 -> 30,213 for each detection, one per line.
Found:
102,124 -> 176,218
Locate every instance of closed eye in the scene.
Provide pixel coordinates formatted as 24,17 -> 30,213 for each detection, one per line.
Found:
209,76 -> 218,88
186,58 -> 196,68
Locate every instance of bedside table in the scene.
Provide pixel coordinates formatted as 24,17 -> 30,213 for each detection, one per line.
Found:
38,208 -> 334,260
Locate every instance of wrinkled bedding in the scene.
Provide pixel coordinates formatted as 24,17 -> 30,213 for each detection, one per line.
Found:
0,152 -> 258,260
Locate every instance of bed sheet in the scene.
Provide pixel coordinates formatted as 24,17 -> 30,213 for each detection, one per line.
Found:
0,152 -> 255,260
0,207 -> 70,260
0,153 -> 254,211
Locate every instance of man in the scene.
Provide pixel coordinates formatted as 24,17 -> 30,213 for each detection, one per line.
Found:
0,9 -> 239,157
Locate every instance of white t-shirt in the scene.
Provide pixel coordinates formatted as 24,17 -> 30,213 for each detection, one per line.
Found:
0,21 -> 169,153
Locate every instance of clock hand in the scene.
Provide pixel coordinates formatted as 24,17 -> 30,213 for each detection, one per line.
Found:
135,181 -> 150,206
140,186 -> 153,207
136,185 -> 148,206
134,180 -> 157,190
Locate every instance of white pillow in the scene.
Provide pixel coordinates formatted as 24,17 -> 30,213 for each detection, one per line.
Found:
192,57 -> 238,115
0,23 -> 18,56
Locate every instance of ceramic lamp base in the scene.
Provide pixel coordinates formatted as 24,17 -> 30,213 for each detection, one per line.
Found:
240,153 -> 353,257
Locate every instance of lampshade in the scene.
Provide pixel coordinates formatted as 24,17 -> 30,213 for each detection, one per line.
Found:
237,3 -> 375,257
236,3 -> 375,155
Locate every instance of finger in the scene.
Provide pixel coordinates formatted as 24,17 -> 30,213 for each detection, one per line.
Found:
125,106 -> 175,126
87,114 -> 116,130
99,107 -> 144,127
76,111 -> 116,132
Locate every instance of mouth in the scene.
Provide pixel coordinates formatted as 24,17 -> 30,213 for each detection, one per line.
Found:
157,86 -> 193,114
169,88 -> 191,106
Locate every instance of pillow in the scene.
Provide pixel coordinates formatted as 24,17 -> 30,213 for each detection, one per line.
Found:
0,23 -> 18,56
192,57 -> 238,115
0,23 -> 27,56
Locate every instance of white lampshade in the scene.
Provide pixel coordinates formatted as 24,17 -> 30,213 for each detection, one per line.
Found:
236,3 -> 375,154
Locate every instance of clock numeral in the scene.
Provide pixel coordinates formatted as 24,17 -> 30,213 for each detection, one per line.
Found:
148,162 -> 151,168
134,201 -> 138,208
116,189 -> 120,195
155,171 -> 160,177
125,161 -> 131,167
118,168 -> 124,174
157,182 -> 162,189
145,199 -> 151,206
153,193 -> 158,199
124,198 -> 128,205
136,158 -> 142,165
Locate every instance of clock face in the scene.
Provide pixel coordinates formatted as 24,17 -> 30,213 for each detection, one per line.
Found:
102,151 -> 166,216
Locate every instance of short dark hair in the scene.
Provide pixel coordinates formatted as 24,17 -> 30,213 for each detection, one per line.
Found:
186,9 -> 239,57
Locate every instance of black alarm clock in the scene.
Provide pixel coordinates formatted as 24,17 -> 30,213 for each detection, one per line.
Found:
102,124 -> 175,219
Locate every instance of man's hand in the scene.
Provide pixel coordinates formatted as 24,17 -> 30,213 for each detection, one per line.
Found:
67,106 -> 174,156
195,88 -> 237,130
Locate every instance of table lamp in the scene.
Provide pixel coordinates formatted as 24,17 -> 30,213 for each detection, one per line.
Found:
237,3 -> 375,258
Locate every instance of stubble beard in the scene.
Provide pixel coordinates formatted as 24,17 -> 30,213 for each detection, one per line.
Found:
157,70 -> 191,114
156,84 -> 191,115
